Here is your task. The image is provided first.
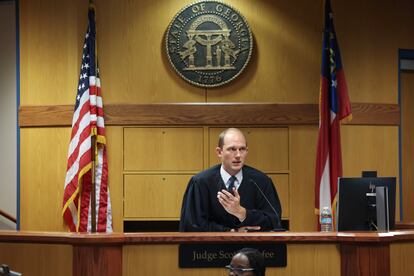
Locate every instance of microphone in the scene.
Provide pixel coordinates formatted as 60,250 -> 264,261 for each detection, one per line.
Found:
249,179 -> 284,231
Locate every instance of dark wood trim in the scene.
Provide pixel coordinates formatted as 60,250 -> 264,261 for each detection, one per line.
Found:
18,103 -> 400,127
73,245 -> 122,276
341,243 -> 390,276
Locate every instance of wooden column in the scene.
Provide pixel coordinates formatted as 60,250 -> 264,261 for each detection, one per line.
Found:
73,245 -> 122,276
341,243 -> 390,276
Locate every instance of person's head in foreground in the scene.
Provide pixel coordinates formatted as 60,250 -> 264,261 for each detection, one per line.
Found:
226,248 -> 265,276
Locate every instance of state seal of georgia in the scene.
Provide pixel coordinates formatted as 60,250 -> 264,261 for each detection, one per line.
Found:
165,1 -> 253,87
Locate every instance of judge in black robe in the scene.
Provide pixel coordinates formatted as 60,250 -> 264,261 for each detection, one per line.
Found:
179,164 -> 282,232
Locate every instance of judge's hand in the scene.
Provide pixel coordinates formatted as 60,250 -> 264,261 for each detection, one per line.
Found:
217,188 -> 246,221
236,226 -> 261,232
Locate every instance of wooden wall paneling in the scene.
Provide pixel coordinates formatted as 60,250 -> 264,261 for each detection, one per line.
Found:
0,243 -> 72,275
203,127 -> 210,170
124,174 -> 191,219
268,174 -> 290,219
207,0 -> 322,102
20,128 -> 71,231
20,0 -> 87,106
208,127 -> 289,172
20,0 -> 414,106
96,0 -> 205,103
123,127 -> 204,171
123,245 -> 226,276
390,242 -> 414,276
289,126 -> 319,231
334,0 -> 400,104
394,1 -> 414,47
122,244 -> 340,276
341,125 -> 400,218
106,127 -> 124,232
401,72 -> 414,221
286,244 -> 340,276
245,127 -> 289,172
342,126 -> 399,177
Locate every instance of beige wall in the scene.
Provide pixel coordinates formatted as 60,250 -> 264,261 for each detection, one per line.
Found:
0,0 -> 17,230
19,0 -> 414,231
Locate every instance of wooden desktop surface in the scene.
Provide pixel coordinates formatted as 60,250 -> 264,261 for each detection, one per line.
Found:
2,230 -> 414,243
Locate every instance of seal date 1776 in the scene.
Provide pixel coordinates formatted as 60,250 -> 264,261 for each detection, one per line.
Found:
166,1 -> 253,87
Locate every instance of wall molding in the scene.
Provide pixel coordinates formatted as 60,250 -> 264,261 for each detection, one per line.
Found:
19,102 -> 400,127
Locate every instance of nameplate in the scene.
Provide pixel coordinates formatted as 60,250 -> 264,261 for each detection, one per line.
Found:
179,243 -> 287,268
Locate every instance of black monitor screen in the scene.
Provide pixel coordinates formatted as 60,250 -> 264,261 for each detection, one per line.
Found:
337,177 -> 396,231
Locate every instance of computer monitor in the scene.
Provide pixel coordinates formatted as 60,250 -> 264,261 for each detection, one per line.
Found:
337,177 -> 396,231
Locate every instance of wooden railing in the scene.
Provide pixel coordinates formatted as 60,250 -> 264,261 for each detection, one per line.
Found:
0,209 -> 16,224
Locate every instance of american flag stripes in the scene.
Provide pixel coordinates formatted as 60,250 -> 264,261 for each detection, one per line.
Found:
62,6 -> 112,232
315,0 -> 352,228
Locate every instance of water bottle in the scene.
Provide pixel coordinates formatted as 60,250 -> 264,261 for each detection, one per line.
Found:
320,206 -> 333,232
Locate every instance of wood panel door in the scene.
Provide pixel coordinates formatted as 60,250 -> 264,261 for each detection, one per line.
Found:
401,71 -> 414,221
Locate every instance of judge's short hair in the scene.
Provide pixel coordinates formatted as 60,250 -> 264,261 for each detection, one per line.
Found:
217,128 -> 247,149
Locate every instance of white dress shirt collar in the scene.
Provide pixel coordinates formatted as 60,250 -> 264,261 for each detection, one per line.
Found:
220,165 -> 243,190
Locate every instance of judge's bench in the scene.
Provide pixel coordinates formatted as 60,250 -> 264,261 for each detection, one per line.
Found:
1,230 -> 414,276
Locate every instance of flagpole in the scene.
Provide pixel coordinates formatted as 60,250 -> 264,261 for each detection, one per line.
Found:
91,136 -> 96,233
89,0 -> 97,233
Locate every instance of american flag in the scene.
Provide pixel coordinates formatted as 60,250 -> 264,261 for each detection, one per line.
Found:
315,0 -> 351,228
62,6 -> 112,232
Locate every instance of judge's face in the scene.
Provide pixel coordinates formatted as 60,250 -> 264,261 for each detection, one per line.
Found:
216,130 -> 248,175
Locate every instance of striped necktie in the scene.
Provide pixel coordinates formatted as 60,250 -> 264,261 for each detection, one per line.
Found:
227,176 -> 237,194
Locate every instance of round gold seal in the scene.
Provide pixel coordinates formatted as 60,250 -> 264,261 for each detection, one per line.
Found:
165,1 -> 253,87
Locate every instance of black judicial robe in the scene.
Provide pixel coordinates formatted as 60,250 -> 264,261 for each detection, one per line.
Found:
179,164 -> 282,232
